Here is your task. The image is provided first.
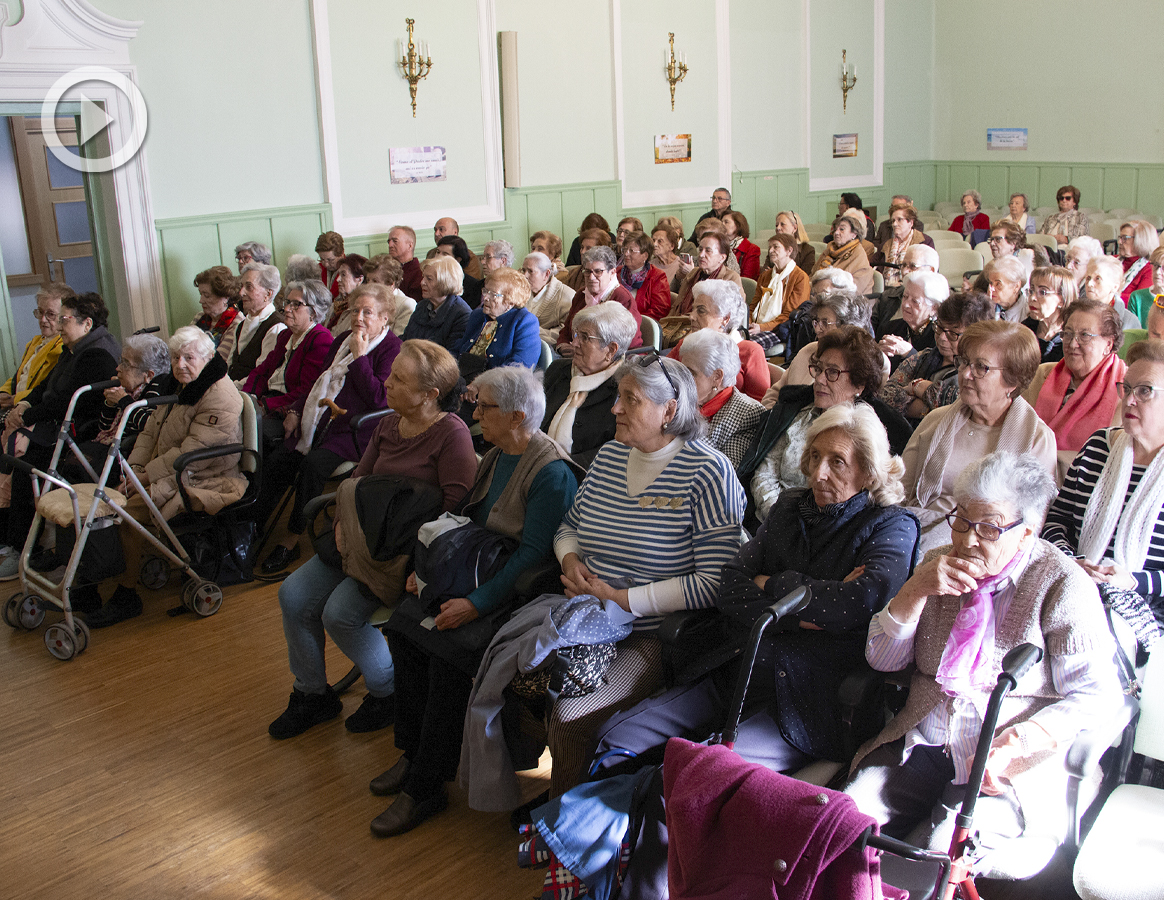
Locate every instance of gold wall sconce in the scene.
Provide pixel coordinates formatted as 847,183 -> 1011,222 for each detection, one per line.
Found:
665,32 -> 688,111
841,49 -> 857,113
397,18 -> 433,118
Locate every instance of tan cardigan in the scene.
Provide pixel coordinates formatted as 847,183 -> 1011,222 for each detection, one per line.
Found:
813,239 -> 874,294
750,265 -> 811,331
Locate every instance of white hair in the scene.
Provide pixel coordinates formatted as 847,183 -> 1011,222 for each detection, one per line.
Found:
799,403 -> 905,507
679,328 -> 740,388
953,450 -> 1055,528
810,268 -> 857,292
169,325 -> 216,360
905,270 -> 950,307
903,243 -> 939,271
1067,236 -> 1103,260
523,251 -> 554,274
692,280 -> 746,331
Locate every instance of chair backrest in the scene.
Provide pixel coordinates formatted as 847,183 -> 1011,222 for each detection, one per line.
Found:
973,241 -> 991,256
1026,232 -> 1059,251
1134,643 -> 1164,760
1034,206 -> 1058,217
871,270 -> 884,294
1108,208 -> 1136,220
808,240 -> 828,258
740,276 -> 757,306
937,248 -> 984,282
1139,213 -> 1163,230
1089,222 -> 1118,242
755,228 -> 776,248
239,393 -> 261,475
929,230 -> 968,246
537,340 -> 553,372
640,315 -> 662,352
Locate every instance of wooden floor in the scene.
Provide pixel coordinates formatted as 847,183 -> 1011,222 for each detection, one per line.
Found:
0,560 -> 550,900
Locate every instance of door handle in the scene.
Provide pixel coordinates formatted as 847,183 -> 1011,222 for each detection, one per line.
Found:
47,255 -> 64,282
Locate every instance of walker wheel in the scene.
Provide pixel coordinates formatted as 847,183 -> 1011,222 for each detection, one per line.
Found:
2,593 -> 21,628
16,594 -> 45,630
139,555 -> 169,590
44,622 -> 77,660
72,618 -> 90,654
184,581 -> 223,618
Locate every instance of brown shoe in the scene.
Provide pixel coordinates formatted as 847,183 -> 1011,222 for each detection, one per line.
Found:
369,756 -> 411,796
370,790 -> 448,838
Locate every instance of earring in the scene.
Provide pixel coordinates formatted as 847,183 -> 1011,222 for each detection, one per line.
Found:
661,421 -> 669,433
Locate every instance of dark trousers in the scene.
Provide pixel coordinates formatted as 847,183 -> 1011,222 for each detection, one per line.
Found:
387,628 -> 475,800
8,440 -> 53,548
252,445 -> 345,535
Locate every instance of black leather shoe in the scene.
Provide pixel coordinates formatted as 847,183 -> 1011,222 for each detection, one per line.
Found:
345,692 -> 395,733
370,789 -> 448,837
261,544 -> 301,575
369,756 -> 411,796
268,686 -> 343,739
85,586 -> 143,629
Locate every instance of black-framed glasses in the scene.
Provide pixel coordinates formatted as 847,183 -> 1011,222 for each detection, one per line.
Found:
582,267 -> 608,278
936,326 -> 964,341
956,357 -> 997,378
1118,234 -> 1135,242
284,300 -> 308,311
808,358 -> 850,383
1117,382 -> 1164,402
946,511 -> 1023,541
638,350 -> 678,397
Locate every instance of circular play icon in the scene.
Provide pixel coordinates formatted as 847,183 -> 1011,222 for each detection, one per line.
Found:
40,66 -> 148,174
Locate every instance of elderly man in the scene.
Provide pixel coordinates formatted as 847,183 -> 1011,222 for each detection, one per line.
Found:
555,246 -> 642,357
871,244 -> 940,339
234,241 -> 273,273
424,217 -> 483,279
521,252 -> 575,344
698,187 -> 732,222
873,196 -> 928,247
225,263 -> 287,382
388,226 -> 423,302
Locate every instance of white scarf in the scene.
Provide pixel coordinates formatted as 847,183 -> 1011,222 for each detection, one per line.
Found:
545,360 -> 622,453
296,328 -> 389,453
1122,257 -> 1150,294
753,259 -> 797,324
1076,428 -> 1164,571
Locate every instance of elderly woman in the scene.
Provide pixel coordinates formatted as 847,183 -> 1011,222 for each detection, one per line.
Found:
454,267 -> 541,405
983,256 -> 1028,323
1065,236 -> 1103,289
614,217 -> 644,257
902,321 -> 1056,552
872,205 -> 933,287
988,221 -> 1035,272
776,210 -> 817,274
0,283 -> 68,412
542,303 -> 638,468
1043,338 -> 1164,655
368,366 -> 580,836
324,253 -> 368,334
400,256 -> 471,351
616,231 -> 671,320
663,232 -> 745,347
667,280 -> 769,401
1127,246 -> 1164,328
880,292 -> 995,423
678,329 -> 764,470
191,266 -> 240,347
650,220 -> 684,287
1117,220 -> 1161,303
723,212 -> 761,280
364,254 -> 415,336
256,284 -> 403,574
566,214 -> 612,267
948,189 -> 991,240
748,233 -> 812,353
1081,255 -> 1142,331
594,403 -> 920,776
530,230 -> 565,274
268,340 -> 477,739
999,192 -> 1036,234
556,246 -> 641,357
1040,185 -> 1090,246
225,263 -> 286,382
1024,299 -> 1126,481
521,252 -> 575,345
873,244 -> 941,339
813,212 -> 874,295
877,270 -> 949,367
234,241 -> 272,272
1022,265 -> 1077,363
846,451 -> 1120,874
316,230 -> 345,297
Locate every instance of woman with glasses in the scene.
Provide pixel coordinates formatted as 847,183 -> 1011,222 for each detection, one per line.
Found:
663,232 -> 744,348
901,321 -> 1055,553
676,329 -> 764,470
453,268 -> 541,386
1040,185 -> 1090,247
1043,339 -> 1164,656
1126,246 -> 1164,328
871,205 -> 933,288
1022,265 -> 1078,363
846,451 -> 1119,878
1024,299 -> 1125,482
880,292 -> 995,424
615,231 -> 671,320
1116,220 -> 1161,305
877,270 -> 948,369
667,280 -> 770,401
987,222 -> 1037,273
982,256 -> 1029,323
555,246 -> 642,358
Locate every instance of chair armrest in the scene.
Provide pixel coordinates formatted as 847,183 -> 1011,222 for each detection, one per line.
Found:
1066,694 -> 1138,780
658,608 -> 739,688
305,492 -> 339,545
172,444 -> 258,514
657,608 -> 720,646
349,408 -> 393,457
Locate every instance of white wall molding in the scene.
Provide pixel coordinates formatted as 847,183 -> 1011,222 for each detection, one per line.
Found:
310,0 -> 505,237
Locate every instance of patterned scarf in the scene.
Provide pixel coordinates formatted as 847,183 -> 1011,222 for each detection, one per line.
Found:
617,263 -> 649,292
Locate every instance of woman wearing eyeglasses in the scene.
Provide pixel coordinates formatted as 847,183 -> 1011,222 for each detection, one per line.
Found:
1043,338 -> 1164,657
901,321 -> 1056,554
1024,299 -> 1126,482
1039,185 -> 1090,247
876,270 -> 947,370
1116,220 -> 1161,305
453,268 -> 541,386
847,451 -> 1120,876
1022,265 -> 1078,363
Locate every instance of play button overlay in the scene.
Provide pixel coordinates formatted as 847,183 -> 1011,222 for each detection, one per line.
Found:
40,66 -> 148,174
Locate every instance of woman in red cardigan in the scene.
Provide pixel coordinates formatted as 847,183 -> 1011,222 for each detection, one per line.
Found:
668,279 -> 770,401
616,230 -> 672,320
1116,219 -> 1161,303
724,211 -> 761,280
947,189 -> 990,241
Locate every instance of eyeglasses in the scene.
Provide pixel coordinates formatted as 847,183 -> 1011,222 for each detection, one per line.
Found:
946,510 -> 1024,542
582,267 -> 608,278
58,314 -> 79,323
956,357 -> 998,378
33,309 -> 58,321
476,401 -> 500,412
637,350 -> 678,397
936,327 -> 964,341
1117,382 -> 1164,402
284,300 -> 308,311
808,358 -> 851,383
811,317 -> 837,329
1031,286 -> 1060,298
481,289 -> 505,303
572,331 -> 604,344
118,357 -> 146,370
1060,329 -> 1102,346
987,236 -> 1009,244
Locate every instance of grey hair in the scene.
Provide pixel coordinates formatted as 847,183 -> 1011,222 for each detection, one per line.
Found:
474,364 -> 545,435
903,243 -> 939,271
169,325 -> 216,360
692,280 -> 746,331
1009,193 -> 1029,211
814,289 -> 874,334
285,279 -> 332,324
714,187 -> 731,200
810,267 -> 857,292
121,332 -> 170,377
284,253 -> 319,283
905,270 -> 951,307
1087,254 -> 1124,285
678,328 -> 740,388
484,239 -> 516,268
892,194 -> 912,205
615,356 -> 706,442
234,241 -> 272,265
574,302 -> 638,357
984,255 -> 1027,288
523,251 -> 554,274
242,261 -> 281,296
953,450 -> 1056,528
799,403 -> 906,507
1067,236 -> 1103,260
961,189 -> 983,209
582,245 -> 617,272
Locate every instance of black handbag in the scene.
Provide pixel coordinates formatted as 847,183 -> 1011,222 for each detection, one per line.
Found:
179,518 -> 257,586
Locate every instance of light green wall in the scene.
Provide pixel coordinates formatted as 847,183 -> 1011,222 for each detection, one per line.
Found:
883,0 -> 933,164
808,0 -> 876,183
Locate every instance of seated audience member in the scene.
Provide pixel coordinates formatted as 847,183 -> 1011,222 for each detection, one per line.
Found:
775,210 -> 817,274
614,217 -> 644,258
557,227 -> 613,294
983,256 -> 1028,323
521,252 -> 575,345
832,193 -> 876,244
650,220 -> 685,287
324,254 -> 368,334
225,263 -> 286,383
285,254 -> 319,284
529,230 -> 565,274
658,214 -> 698,260
436,235 -> 482,310
1065,235 -> 1104,290
425,217 -> 483,280
699,187 -> 733,223
234,240 -> 273,272
663,231 -> 744,347
0,282 -> 69,412
77,327 -> 245,626
616,231 -> 671,320
677,329 -> 764,470
947,189 -> 990,240
777,268 -> 861,369
370,366 -> 580,835
845,451 -> 1120,874
880,292 -> 994,423
668,281 -> 769,401
877,270 -> 948,369
1117,220 -> 1161,304
1083,255 -> 1141,330
871,205 -> 934,287
748,233 -> 811,354
543,303 -> 637,468
873,195 -> 920,247
364,254 -> 416,336
1127,246 -> 1164,328
741,325 -> 908,528
268,340 -> 477,739
256,284 -> 402,575
1150,298 -> 1164,342
1043,338 -> 1164,654
556,246 -> 641,358
1022,265 -> 1076,364
987,221 -> 1037,273
191,266 -> 240,348
316,230 -> 345,297
565,213 -> 612,267
813,212 -> 874,295
872,245 -> 940,339
482,240 -> 516,277
723,211 -> 761,280
388,226 -> 424,302
1040,184 -> 1089,246
1024,299 -> 1125,481
901,321 -> 1056,552
454,268 -> 541,402
998,192 -> 1036,234
594,403 -> 919,775
401,256 -> 471,351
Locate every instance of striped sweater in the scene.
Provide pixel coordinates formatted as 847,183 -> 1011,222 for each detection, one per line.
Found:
1042,427 -> 1164,597
554,439 -> 746,628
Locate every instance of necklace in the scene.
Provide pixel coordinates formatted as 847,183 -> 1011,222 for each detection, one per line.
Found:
399,411 -> 444,439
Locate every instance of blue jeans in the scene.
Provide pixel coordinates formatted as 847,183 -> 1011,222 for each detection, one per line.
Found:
279,554 -> 394,697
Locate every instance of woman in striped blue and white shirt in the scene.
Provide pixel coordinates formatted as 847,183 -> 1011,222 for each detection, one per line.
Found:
545,353 -> 746,795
